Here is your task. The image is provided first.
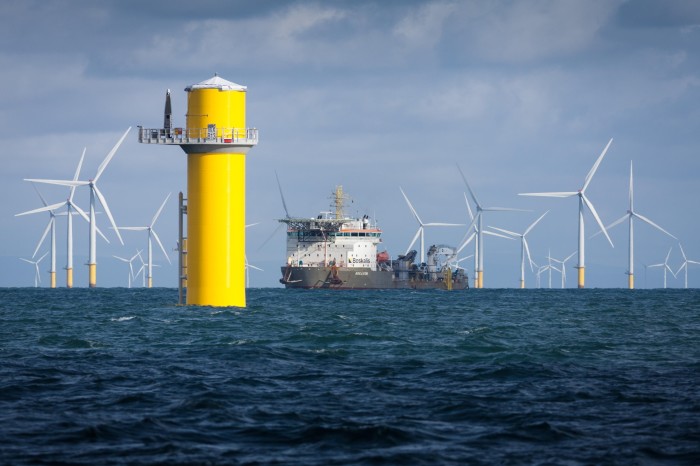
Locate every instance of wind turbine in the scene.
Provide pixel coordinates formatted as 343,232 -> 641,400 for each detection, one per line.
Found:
26,128 -> 131,287
18,150 -> 92,288
119,193 -> 171,288
113,250 -> 142,288
549,251 -> 576,288
400,187 -> 462,265
597,161 -> 675,289
15,185 -> 58,288
20,252 -> 48,287
648,247 -> 676,288
489,211 -> 548,289
519,138 -> 614,288
457,164 -> 524,288
676,244 -> 700,289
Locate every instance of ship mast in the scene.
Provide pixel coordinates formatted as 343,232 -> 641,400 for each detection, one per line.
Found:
335,185 -> 344,219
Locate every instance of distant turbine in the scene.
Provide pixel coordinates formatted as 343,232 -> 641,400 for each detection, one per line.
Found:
676,244 -> 700,289
26,128 -> 131,287
549,251 -> 576,288
520,138 -> 614,288
245,223 -> 263,288
597,161 -> 675,289
113,250 -> 142,288
119,193 -> 172,288
648,247 -> 676,288
489,211 -> 548,289
457,164 -> 524,288
18,150 -> 93,288
15,185 -> 58,288
20,252 -> 48,287
400,187 -> 462,264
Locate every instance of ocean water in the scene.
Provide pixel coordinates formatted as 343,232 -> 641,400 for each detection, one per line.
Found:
0,288 -> 698,465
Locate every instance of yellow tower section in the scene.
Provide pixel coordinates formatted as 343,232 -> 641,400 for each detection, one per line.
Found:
185,78 -> 248,307
138,75 -> 257,307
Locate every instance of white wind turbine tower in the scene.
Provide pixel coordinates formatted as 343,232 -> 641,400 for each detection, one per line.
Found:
549,251 -> 576,288
20,252 -> 48,287
27,128 -> 130,287
519,138 -> 615,289
457,164 -> 524,288
119,193 -> 172,288
113,250 -> 142,288
648,247 -> 676,288
598,161 -> 675,289
18,150 -> 93,288
400,187 -> 462,265
489,211 -> 548,289
676,244 -> 700,289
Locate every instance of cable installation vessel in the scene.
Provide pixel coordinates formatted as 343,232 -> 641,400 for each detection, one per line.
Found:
279,186 -> 469,290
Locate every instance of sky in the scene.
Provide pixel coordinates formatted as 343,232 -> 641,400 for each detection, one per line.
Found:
1,0 -> 699,289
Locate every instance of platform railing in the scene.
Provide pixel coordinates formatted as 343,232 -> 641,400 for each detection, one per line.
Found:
138,126 -> 259,145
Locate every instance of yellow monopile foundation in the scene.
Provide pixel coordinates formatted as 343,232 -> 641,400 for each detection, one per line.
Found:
139,75 -> 257,307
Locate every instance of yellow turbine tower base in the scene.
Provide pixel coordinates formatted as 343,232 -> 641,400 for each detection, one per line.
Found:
628,274 -> 634,290
89,264 -> 96,288
187,152 -> 246,307
50,272 -> 56,289
577,267 -> 585,289
519,280 -> 525,289
479,273 -> 484,289
148,277 -> 153,289
66,268 -> 73,288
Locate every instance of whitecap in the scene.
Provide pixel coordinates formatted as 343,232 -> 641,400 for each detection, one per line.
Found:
111,316 -> 135,322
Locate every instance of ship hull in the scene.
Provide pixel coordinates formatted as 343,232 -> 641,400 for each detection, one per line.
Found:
280,266 -> 468,290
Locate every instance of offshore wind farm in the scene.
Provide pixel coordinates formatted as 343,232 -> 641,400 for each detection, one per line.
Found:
2,1 -> 699,292
2,3 -> 700,465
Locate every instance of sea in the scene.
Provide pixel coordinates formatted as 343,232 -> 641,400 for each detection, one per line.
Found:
0,288 -> 698,465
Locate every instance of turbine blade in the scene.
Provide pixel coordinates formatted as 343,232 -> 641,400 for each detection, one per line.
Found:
25,179 -> 86,188
592,214 -> 628,238
628,160 -> 634,212
93,186 -> 123,245
406,227 -> 422,254
71,202 -> 91,224
70,148 -> 86,201
151,230 -> 172,264
488,226 -> 519,237
523,238 -> 534,272
518,192 -> 578,198
482,207 -> 529,212
32,219 -> 53,258
457,231 -> 476,255
679,243 -> 687,261
113,256 -> 129,262
275,170 -> 291,218
463,193 -> 474,221
582,138 -> 613,192
118,226 -> 148,231
523,210 -> 549,236
582,193 -> 613,247
94,127 -> 131,182
31,183 -> 49,208
423,222 -> 463,227
483,230 -> 515,240
400,187 -> 423,225
633,212 -> 676,240
456,164 -> 481,208
151,193 -> 171,227
15,201 -> 66,217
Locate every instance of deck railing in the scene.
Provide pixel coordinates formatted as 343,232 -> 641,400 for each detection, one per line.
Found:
138,126 -> 258,145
